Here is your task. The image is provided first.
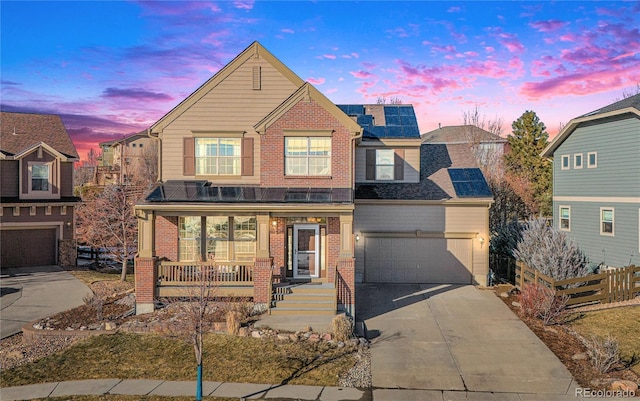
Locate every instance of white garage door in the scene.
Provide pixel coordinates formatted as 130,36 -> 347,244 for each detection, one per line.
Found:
365,237 -> 472,284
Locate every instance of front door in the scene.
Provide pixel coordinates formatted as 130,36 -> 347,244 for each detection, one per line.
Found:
293,224 -> 319,278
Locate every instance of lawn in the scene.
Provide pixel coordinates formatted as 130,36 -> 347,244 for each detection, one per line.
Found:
0,333 -> 357,388
569,306 -> 640,375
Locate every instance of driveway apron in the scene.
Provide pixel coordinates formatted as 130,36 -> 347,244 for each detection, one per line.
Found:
357,284 -> 576,395
0,265 -> 91,339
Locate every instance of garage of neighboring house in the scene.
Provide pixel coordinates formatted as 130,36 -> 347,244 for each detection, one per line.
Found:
1,227 -> 58,268
364,236 -> 473,284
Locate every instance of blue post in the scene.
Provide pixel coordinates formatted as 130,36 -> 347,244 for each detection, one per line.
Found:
196,363 -> 203,401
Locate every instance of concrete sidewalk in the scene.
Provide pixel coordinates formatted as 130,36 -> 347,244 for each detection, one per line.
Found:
0,265 -> 91,339
0,379 -> 366,401
1,379 -> 632,400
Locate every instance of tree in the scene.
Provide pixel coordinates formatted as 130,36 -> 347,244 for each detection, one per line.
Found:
461,106 -> 505,181
504,111 -> 552,216
136,140 -> 159,188
76,184 -> 138,281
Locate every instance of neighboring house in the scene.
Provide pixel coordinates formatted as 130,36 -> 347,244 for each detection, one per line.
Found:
542,94 -> 640,268
97,131 -> 155,186
133,42 -> 492,316
0,112 -> 80,268
422,125 -> 508,174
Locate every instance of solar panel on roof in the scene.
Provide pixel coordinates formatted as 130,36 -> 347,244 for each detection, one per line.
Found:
448,168 -> 492,198
385,115 -> 402,126
384,106 -> 400,116
404,126 -> 420,137
401,115 -> 418,126
398,106 -> 415,116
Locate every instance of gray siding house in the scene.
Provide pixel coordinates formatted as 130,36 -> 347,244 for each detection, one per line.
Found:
542,94 -> 640,268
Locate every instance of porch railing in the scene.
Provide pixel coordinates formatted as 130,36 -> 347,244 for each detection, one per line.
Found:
157,261 -> 254,286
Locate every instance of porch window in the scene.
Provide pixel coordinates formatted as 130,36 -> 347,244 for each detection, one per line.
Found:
31,163 -> 50,191
206,217 -> 229,261
195,138 -> 241,175
285,137 -> 331,176
179,216 -> 201,261
233,216 -> 256,261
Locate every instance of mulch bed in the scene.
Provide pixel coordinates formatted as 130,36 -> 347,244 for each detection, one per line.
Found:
500,293 -> 640,391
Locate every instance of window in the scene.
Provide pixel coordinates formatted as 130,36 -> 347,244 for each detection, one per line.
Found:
206,217 -> 229,261
588,152 -> 597,168
179,217 -> 201,261
31,164 -> 50,191
574,154 -> 583,169
195,138 -> 241,175
139,143 -> 143,148
559,206 -> 570,231
180,216 -> 256,262
561,155 -> 570,170
285,137 -> 331,176
375,149 -> 395,180
132,143 -> 137,148
233,216 -> 256,260
600,208 -> 614,236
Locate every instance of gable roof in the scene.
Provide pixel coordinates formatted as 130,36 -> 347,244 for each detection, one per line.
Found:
0,112 -> 79,159
542,93 -> 640,158
337,104 -> 421,139
99,131 -> 148,148
422,125 -> 506,144
150,42 -> 305,134
355,143 -> 492,202
254,83 -> 362,135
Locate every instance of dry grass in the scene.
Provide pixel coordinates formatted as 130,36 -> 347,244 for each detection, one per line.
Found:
66,267 -> 135,288
0,332 -> 357,388
33,396 -> 234,401
569,306 -> 640,375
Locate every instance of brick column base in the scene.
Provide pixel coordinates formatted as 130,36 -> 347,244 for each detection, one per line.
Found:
337,257 -> 355,319
135,257 -> 157,315
253,257 -> 273,310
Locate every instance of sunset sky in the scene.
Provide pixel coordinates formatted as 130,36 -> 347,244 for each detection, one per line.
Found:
2,1 -> 639,162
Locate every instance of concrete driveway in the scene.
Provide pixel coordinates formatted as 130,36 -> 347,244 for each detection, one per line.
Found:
357,284 -> 577,395
0,265 -> 91,339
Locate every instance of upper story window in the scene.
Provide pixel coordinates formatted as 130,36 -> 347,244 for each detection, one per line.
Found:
561,155 -> 570,170
285,137 -> 331,176
31,163 -> 50,191
375,149 -> 395,180
600,207 -> 614,236
195,138 -> 241,175
559,206 -> 570,231
574,153 -> 583,169
587,152 -> 597,168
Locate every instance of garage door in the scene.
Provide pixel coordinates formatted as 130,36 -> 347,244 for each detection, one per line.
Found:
365,237 -> 472,283
1,228 -> 57,268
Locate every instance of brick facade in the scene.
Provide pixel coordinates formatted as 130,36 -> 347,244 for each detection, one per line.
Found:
337,257 -> 355,317
155,216 -> 178,261
261,98 -> 353,189
253,257 -> 274,305
135,257 -> 157,314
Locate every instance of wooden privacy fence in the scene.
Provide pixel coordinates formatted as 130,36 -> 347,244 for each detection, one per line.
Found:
515,262 -> 640,307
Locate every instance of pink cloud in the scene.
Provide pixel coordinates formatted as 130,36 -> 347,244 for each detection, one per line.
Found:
233,1 -> 254,10
498,33 -> 525,54
307,77 -> 325,85
281,28 -> 294,34
325,88 -> 338,94
322,54 -> 336,60
350,70 -> 376,79
529,19 -> 568,32
560,34 -> 577,42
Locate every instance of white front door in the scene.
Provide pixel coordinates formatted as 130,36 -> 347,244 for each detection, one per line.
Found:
293,224 -> 319,278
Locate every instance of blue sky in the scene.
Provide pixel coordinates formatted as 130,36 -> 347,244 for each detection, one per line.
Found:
2,1 -> 639,161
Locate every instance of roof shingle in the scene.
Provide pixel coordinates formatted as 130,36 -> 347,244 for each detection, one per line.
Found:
0,112 -> 79,159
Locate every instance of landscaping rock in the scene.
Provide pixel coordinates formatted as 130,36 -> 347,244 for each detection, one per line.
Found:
289,333 -> 298,341
277,333 -> 289,341
571,352 -> 587,360
251,330 -> 262,339
511,301 -> 521,308
303,325 -> 312,332
237,327 -> 249,337
611,380 -> 638,392
308,333 -> 320,343
322,333 -> 332,341
104,322 -> 117,331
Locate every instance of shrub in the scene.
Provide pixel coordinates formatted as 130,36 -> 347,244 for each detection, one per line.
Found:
513,218 -> 589,281
518,283 -> 569,325
83,287 -> 110,321
585,335 -> 621,373
332,314 -> 353,342
226,310 -> 241,336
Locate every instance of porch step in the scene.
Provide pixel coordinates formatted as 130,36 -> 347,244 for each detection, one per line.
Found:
270,282 -> 337,316
269,307 -> 336,316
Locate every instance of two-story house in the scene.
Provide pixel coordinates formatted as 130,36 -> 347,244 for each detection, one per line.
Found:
542,94 -> 640,268
97,131 -> 155,186
133,42 -> 493,317
1,112 -> 80,268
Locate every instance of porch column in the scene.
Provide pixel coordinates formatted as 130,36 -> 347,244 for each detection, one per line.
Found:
337,213 -> 355,318
256,214 -> 270,258
137,210 -> 155,258
135,210 -> 156,314
253,257 -> 274,311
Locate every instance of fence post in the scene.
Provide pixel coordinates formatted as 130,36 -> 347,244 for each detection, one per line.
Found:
603,270 -> 610,304
534,269 -> 539,287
